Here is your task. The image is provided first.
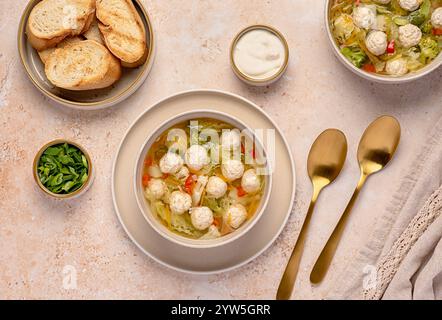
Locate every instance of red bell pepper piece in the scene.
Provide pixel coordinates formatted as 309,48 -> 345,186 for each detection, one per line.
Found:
387,40 -> 395,54
184,175 -> 195,194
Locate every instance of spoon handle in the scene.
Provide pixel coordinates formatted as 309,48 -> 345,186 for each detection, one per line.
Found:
310,173 -> 368,284
276,182 -> 324,300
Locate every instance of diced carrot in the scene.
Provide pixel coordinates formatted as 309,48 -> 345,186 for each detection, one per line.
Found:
237,186 -> 247,197
162,173 -> 170,179
144,157 -> 153,167
142,174 -> 151,187
363,63 -> 376,73
433,28 -> 442,36
213,217 -> 221,227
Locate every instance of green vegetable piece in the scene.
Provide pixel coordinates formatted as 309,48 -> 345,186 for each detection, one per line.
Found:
50,173 -> 63,187
341,46 -> 368,68
393,16 -> 410,26
376,5 -> 391,15
419,37 -> 440,64
80,173 -> 88,184
409,11 -> 425,26
421,21 -> 433,33
44,147 -> 62,156
59,155 -> 74,165
81,155 -> 88,168
408,0 -> 431,26
62,181 -> 75,192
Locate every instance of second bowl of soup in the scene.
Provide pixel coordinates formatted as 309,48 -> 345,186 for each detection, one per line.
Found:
326,0 -> 442,83
134,110 -> 272,248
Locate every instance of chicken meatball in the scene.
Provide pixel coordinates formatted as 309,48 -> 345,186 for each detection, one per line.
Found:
206,176 -> 228,199
386,58 -> 408,76
353,6 -> 376,29
221,159 -> 245,181
221,130 -> 241,150
169,191 -> 192,214
225,204 -> 248,229
175,166 -> 190,180
185,145 -> 210,172
145,179 -> 167,200
190,207 -> 214,230
431,7 -> 442,29
159,152 -> 184,174
398,24 -> 422,48
365,31 -> 388,56
398,0 -> 421,12
241,169 -> 261,194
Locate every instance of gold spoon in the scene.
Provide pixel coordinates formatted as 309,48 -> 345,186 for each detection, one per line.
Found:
310,115 -> 401,285
276,129 -> 347,300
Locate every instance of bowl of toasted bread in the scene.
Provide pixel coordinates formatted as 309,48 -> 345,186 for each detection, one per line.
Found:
18,0 -> 155,109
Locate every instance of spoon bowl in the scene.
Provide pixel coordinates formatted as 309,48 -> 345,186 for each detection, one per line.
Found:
310,115 -> 401,284
276,129 -> 347,300
358,116 -> 401,175
308,129 -> 348,184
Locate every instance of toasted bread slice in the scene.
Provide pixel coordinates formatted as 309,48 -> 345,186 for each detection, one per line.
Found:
38,36 -> 83,64
27,0 -> 95,50
83,17 -> 104,45
45,40 -> 122,91
96,0 -> 147,68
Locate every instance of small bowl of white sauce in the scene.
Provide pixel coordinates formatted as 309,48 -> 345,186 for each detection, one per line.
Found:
230,25 -> 289,86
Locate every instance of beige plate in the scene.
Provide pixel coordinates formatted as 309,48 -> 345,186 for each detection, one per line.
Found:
112,90 -> 296,274
18,0 -> 155,110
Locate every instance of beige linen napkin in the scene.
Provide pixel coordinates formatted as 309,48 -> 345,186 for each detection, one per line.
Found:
328,114 -> 442,300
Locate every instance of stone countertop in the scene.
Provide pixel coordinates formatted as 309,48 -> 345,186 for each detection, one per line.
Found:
0,0 -> 441,299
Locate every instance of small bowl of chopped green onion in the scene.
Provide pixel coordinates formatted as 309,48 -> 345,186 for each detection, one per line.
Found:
33,140 -> 94,199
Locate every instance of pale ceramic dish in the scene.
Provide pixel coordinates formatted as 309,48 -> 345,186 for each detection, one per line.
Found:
134,110 -> 273,249
230,25 -> 290,86
325,0 -> 442,84
17,0 -> 155,110
33,139 -> 94,199
112,90 -> 296,274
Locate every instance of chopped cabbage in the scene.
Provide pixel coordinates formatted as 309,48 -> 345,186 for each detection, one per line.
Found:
199,225 -> 221,240
333,14 -> 355,42
171,213 -> 204,237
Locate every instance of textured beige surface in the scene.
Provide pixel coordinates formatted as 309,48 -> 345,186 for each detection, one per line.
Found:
0,0 -> 441,300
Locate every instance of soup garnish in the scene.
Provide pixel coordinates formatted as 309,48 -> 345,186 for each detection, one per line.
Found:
37,143 -> 89,194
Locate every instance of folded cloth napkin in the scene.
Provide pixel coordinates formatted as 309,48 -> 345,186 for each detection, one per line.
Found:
367,186 -> 442,299
328,114 -> 442,300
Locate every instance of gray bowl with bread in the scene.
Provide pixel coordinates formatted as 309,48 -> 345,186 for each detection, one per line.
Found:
18,0 -> 155,109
